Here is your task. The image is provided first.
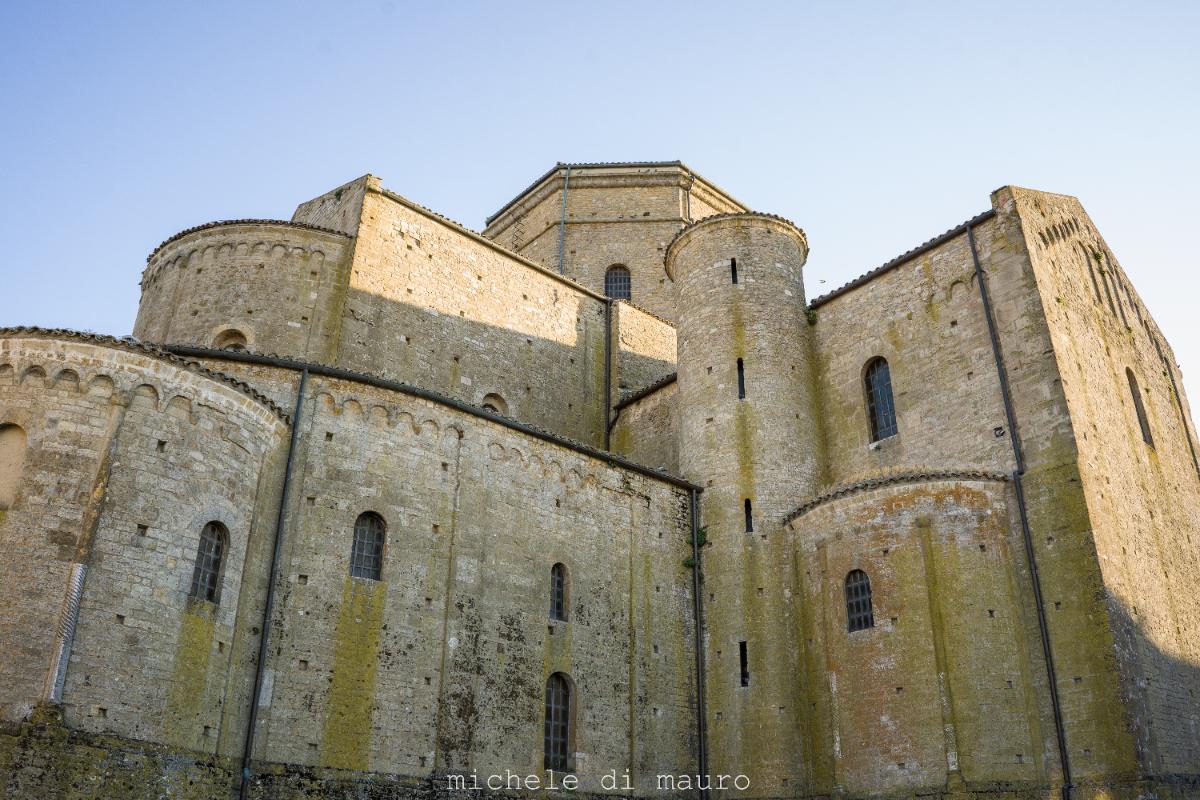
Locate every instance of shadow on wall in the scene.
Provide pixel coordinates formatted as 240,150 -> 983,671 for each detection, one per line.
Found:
321,288 -> 675,444
1104,593 -> 1200,780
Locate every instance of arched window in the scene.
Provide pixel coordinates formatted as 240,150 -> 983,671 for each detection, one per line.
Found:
864,358 -> 897,441
189,522 -> 229,603
350,512 -> 386,580
604,265 -> 631,301
544,673 -> 572,770
845,569 -> 874,632
0,423 -> 27,511
550,563 -> 568,621
213,329 -> 248,351
1126,368 -> 1154,447
481,393 -> 508,415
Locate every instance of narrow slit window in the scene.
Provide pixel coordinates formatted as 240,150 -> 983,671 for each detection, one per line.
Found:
739,641 -> 749,686
845,569 -> 875,632
189,521 -> 228,603
350,512 -> 386,580
737,358 -> 746,400
550,562 -> 568,621
544,673 -> 572,770
730,257 -> 738,284
744,499 -> 754,533
1126,368 -> 1154,447
604,265 -> 631,301
864,357 -> 897,441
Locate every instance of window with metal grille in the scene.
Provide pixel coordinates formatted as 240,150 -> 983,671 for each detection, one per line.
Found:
604,265 -> 631,301
1126,368 -> 1154,447
350,512 -> 386,580
550,563 -> 568,621
864,358 -> 897,441
845,569 -> 874,632
189,521 -> 228,603
544,673 -> 572,770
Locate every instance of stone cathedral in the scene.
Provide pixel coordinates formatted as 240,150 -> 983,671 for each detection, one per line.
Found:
1,162 -> 1198,800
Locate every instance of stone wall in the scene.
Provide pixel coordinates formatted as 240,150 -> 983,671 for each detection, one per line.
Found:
0,331 -> 288,765
133,221 -> 354,363
334,182 -> 610,447
611,379 -> 679,476
482,164 -> 747,322
1010,187 -> 1200,778
611,301 -> 676,402
808,215 -> 1014,485
786,475 -> 1057,795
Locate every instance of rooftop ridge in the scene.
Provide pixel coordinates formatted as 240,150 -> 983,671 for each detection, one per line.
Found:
615,299 -> 675,328
371,186 -> 608,303
0,327 -> 291,422
163,345 -> 702,492
485,161 -> 748,227
146,219 -> 351,264
808,209 -> 995,309
614,372 -> 678,411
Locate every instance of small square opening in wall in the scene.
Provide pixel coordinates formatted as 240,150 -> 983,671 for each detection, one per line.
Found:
297,574 -> 308,585
432,523 -> 440,534
136,524 -> 148,538
424,676 -> 431,686
299,660 -> 308,670
424,597 -> 433,609
115,614 -> 125,625
203,726 -> 212,737
306,496 -> 316,506
653,644 -> 660,655
156,440 -> 166,453
218,641 -> 225,653
94,707 -> 107,719
419,756 -> 427,768
325,432 -> 333,442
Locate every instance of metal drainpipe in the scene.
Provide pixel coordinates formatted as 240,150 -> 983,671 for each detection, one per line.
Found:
239,367 -> 308,800
557,165 -> 571,275
604,299 -> 613,450
688,488 -> 708,798
967,224 -> 1072,800
46,399 -> 128,702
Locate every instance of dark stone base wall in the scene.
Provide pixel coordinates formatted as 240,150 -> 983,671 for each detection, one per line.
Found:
4,718 -> 1199,800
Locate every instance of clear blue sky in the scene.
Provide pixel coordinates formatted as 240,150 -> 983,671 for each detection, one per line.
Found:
2,1 -> 1197,400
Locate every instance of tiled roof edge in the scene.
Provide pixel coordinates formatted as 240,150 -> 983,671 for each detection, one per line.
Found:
0,327 -> 290,422
783,468 -> 1010,524
614,372 -> 678,411
147,219 -> 351,264
808,210 -> 996,309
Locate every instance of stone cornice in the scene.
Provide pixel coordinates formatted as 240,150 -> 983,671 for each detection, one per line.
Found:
664,212 -> 808,281
146,219 -> 351,264
783,468 -> 1009,524
0,327 -> 291,423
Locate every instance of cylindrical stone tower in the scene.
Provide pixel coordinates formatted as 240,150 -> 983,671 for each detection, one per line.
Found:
666,212 -> 824,794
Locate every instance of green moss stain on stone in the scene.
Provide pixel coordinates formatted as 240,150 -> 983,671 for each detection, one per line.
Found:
162,599 -> 216,748
320,576 -> 386,771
